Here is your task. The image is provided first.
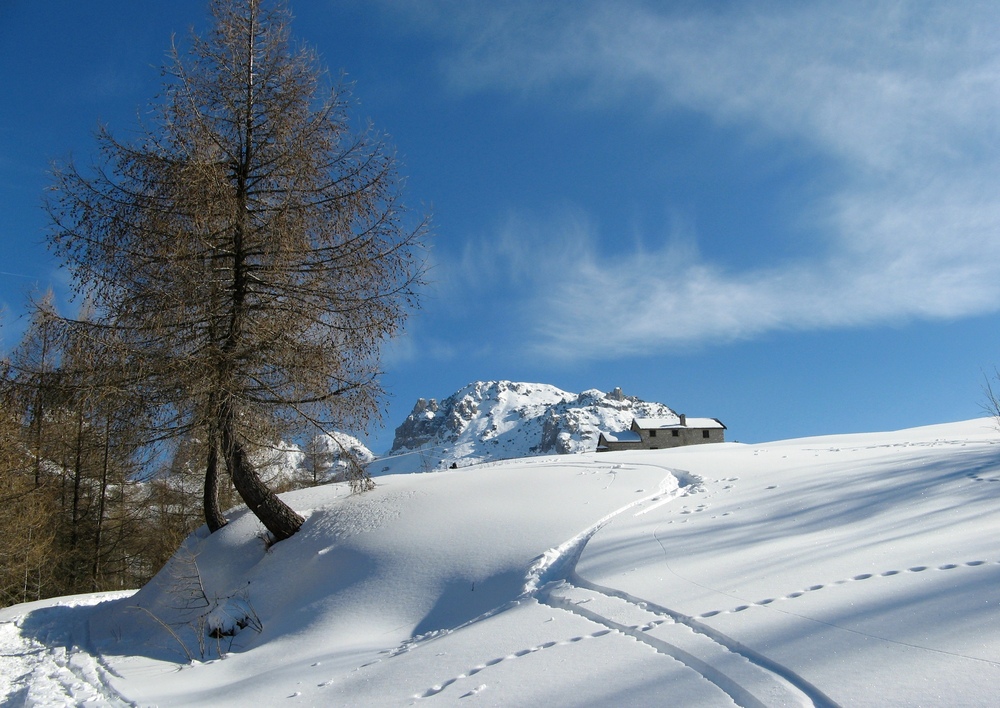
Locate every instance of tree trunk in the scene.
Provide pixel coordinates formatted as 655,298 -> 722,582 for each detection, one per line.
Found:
204,428 -> 228,533
219,398 -> 303,542
91,416 -> 111,590
69,405 -> 86,589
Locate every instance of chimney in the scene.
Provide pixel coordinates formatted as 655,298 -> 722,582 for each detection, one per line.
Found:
679,413 -> 687,427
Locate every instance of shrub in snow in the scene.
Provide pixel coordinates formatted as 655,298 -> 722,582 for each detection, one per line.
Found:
206,595 -> 261,639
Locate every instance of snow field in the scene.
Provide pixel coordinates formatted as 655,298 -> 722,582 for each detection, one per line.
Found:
1,418 -> 1000,705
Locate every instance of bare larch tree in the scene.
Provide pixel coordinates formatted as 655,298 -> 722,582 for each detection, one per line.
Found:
45,0 -> 426,542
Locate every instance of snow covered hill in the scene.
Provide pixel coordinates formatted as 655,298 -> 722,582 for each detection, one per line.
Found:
376,380 -> 678,474
4,418 -> 1000,706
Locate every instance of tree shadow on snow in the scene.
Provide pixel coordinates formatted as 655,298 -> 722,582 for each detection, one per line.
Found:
15,602 -> 98,651
412,569 -> 525,638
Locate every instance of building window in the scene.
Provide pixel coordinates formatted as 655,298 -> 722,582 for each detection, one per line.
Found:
672,430 -> 679,437
649,430 -> 657,437
702,430 -> 710,439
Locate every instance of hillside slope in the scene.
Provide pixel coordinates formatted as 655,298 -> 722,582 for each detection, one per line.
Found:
2,418 -> 1000,706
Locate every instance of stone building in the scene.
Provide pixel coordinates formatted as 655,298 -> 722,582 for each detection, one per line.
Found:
597,414 -> 726,452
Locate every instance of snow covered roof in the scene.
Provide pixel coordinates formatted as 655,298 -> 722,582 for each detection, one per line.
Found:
634,417 -> 726,430
599,429 -> 641,443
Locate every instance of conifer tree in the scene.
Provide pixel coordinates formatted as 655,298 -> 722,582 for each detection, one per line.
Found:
0,359 -> 58,606
46,0 -> 425,541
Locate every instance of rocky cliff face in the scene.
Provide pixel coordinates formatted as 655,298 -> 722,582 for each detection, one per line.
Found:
376,381 -> 677,475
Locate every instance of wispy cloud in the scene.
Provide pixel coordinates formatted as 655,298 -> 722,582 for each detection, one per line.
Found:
401,1 -> 1000,359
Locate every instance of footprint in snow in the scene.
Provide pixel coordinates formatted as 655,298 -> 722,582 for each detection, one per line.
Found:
460,684 -> 488,698
967,471 -> 1000,483
418,630 -> 612,699
696,558 -> 998,618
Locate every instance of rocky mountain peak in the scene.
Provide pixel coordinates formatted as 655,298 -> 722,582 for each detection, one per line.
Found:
377,381 -> 676,475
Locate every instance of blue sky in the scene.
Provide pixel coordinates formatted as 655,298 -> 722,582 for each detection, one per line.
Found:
4,0 -> 1000,453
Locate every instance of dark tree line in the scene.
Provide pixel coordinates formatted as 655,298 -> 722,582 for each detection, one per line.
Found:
1,297 -> 190,603
1,0 -> 424,604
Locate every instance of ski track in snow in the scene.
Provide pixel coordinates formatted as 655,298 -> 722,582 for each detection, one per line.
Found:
0,596 -> 135,707
538,580 -> 826,708
412,461 -> 835,707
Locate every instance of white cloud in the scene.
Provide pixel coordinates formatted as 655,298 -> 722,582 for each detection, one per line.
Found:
398,1 -> 1000,359
438,2 -> 1000,166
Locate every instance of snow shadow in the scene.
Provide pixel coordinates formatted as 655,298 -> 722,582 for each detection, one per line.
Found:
658,448 -> 1000,560
15,603 -> 94,650
710,561 -> 1000,699
412,569 -> 524,637
74,504 -> 387,664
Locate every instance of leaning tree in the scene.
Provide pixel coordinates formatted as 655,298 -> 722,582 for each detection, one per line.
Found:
46,0 -> 426,541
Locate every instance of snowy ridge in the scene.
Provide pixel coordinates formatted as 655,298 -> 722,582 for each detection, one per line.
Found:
378,380 -> 676,474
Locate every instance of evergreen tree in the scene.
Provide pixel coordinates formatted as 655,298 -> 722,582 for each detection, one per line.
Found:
0,359 -> 58,606
46,0 -> 425,541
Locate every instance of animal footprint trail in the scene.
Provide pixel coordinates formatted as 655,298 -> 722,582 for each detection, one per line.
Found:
539,580 -> 820,708
697,558 -> 1000,619
413,628 -> 614,700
